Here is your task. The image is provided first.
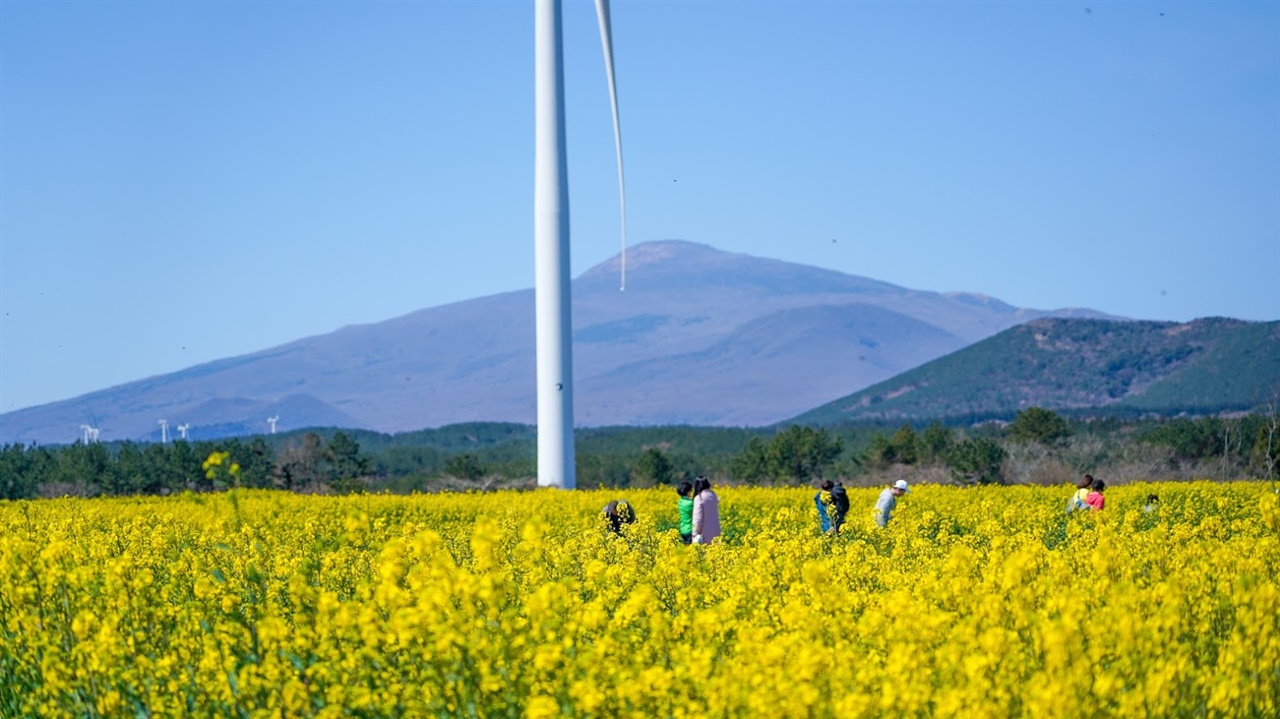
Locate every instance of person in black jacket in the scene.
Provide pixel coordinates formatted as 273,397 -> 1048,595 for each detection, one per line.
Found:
828,481 -> 850,534
816,480 -> 851,534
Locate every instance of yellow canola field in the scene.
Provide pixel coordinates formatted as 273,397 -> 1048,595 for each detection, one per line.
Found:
1,483 -> 1278,718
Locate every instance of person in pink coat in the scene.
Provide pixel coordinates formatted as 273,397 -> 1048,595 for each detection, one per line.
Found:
1085,479 -> 1106,511
691,476 -> 721,544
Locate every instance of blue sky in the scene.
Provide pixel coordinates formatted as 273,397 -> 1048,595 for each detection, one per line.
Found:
1,0 -> 1276,414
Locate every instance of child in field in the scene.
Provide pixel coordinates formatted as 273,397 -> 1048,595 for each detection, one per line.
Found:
1085,479 -> 1106,511
1143,494 -> 1159,513
677,480 -> 694,544
1067,474 -> 1094,512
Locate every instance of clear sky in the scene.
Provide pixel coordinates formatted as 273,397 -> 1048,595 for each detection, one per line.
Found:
1,0 -> 1277,415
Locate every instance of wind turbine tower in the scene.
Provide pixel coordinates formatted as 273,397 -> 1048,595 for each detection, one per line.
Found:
267,416 -> 279,435
177,423 -> 190,441
533,0 -> 627,488
158,419 -> 169,444
80,424 -> 92,445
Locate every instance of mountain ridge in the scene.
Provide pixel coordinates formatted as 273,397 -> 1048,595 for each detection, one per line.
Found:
1,240 -> 1118,444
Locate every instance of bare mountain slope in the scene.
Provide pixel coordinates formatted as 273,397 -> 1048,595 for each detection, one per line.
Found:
0,241 -> 1112,443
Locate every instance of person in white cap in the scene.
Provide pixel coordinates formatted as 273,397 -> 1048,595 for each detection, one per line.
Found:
874,479 -> 909,528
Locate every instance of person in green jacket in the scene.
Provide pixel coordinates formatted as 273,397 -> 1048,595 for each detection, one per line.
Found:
676,480 -> 694,544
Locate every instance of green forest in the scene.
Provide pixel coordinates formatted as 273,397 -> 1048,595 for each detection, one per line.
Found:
795,318 -> 1280,423
2,408 -> 1277,500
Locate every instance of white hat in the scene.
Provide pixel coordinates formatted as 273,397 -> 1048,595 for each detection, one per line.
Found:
893,480 -> 910,492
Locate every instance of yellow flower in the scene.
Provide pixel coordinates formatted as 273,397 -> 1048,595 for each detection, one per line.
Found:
0,483 -> 1275,717
524,695 -> 560,719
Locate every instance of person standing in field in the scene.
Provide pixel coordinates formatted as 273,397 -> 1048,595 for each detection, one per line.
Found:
691,476 -> 721,544
815,480 -> 834,533
874,479 -> 909,528
829,481 -> 850,533
676,480 -> 695,544
1085,479 -> 1106,511
1066,474 -> 1094,513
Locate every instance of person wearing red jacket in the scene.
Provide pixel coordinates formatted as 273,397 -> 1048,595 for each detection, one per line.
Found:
1085,479 -> 1106,511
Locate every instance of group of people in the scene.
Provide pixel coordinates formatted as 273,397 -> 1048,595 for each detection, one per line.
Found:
813,478 -> 910,531
815,480 -> 850,533
603,476 -> 911,543
1066,474 -> 1107,512
676,477 -> 720,544
603,471 -> 1154,542
602,476 -> 722,544
1067,474 -> 1160,514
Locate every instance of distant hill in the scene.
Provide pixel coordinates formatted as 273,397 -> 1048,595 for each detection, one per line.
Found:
0,241 -> 1113,444
792,317 -> 1280,425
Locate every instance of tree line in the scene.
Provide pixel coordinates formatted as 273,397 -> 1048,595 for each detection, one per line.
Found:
0,432 -> 368,500
1,407 -> 1276,500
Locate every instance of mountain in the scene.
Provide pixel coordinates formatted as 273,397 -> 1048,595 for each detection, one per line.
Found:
792,317 -> 1280,425
0,241 -> 1114,444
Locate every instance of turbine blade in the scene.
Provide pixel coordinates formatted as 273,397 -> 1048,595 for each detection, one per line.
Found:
595,0 -> 627,291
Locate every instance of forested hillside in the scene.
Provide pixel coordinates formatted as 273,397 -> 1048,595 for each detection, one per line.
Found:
794,317 -> 1280,424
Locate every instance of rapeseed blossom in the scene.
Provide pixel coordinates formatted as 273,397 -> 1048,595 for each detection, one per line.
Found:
0,483 -> 1276,717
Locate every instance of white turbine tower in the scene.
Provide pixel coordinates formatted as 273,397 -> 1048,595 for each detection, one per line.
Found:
534,0 -> 627,488
158,419 -> 169,444
80,424 -> 92,445
177,423 -> 190,441
267,416 -> 279,435
89,427 -> 100,443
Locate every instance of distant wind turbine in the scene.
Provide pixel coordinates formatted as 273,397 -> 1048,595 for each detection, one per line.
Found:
80,424 -> 93,445
177,423 -> 190,441
534,0 -> 627,488
158,419 -> 168,444
267,416 -> 279,435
